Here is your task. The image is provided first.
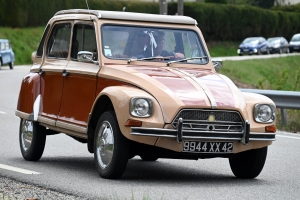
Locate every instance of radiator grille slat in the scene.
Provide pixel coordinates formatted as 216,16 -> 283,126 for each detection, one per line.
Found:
172,110 -> 244,133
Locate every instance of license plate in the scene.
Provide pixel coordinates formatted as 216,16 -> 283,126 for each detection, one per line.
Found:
243,49 -> 249,52
183,141 -> 233,153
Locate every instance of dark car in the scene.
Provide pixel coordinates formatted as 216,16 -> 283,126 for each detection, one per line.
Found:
237,37 -> 269,56
267,37 -> 289,54
289,33 -> 300,53
0,39 -> 15,69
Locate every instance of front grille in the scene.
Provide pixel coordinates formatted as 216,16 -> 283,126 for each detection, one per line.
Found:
172,109 -> 244,133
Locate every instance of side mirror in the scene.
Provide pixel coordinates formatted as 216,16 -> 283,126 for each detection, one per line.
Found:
212,58 -> 222,70
31,51 -> 37,63
77,51 -> 99,65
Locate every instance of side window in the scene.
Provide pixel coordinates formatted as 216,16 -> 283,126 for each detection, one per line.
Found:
71,24 -> 97,60
46,23 -> 71,59
37,25 -> 50,57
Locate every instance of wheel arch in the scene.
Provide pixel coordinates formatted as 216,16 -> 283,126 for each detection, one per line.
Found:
87,94 -> 114,153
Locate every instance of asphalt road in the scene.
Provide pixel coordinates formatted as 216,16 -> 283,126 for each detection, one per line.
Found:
0,64 -> 300,200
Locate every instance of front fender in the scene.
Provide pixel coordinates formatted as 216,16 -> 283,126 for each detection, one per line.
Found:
93,86 -> 165,145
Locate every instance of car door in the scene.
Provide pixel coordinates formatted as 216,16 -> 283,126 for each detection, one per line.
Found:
1,41 -> 9,65
39,22 -> 72,126
56,22 -> 99,133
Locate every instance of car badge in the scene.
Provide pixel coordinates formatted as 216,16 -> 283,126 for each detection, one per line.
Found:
208,115 -> 215,122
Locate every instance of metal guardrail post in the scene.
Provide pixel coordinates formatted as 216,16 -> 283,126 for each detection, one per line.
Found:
159,0 -> 168,15
178,0 -> 184,16
281,108 -> 287,125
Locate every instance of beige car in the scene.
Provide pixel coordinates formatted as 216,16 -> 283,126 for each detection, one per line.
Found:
16,9 -> 276,179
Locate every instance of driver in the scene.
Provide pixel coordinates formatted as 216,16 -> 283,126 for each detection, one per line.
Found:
135,31 -> 184,60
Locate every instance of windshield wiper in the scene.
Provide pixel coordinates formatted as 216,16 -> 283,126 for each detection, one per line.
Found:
166,56 -> 208,66
127,57 -> 170,64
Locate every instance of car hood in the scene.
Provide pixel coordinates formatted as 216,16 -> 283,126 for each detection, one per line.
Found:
100,65 -> 246,122
290,41 -> 300,45
239,42 -> 258,48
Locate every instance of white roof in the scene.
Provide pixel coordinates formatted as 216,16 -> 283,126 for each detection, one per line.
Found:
54,9 -> 197,25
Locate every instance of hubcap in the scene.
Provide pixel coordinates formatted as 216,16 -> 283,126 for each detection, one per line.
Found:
96,121 -> 114,169
21,120 -> 33,151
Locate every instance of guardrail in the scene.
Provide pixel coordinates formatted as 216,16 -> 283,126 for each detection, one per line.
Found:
240,89 -> 300,125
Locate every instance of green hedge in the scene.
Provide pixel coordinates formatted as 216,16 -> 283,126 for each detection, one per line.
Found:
0,0 -> 159,27
169,3 -> 300,41
1,0 -> 300,42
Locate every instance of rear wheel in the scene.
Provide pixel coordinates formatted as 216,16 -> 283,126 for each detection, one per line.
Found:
140,155 -> 159,161
19,119 -> 46,161
229,146 -> 267,179
9,61 -> 14,69
94,111 -> 129,179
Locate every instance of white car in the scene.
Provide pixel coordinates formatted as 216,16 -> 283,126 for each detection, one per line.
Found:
289,33 -> 300,53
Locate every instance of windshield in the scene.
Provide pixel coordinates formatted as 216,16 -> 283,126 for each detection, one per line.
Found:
267,38 -> 280,44
243,38 -> 259,44
291,35 -> 300,42
101,25 -> 208,64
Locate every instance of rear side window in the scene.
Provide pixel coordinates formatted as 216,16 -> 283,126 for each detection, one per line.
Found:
46,23 -> 71,59
36,25 -> 50,57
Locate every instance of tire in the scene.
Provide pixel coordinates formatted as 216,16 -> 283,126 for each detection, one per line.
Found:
9,61 -> 14,69
94,111 -> 129,179
19,118 -> 46,161
140,155 -> 159,161
229,146 -> 267,179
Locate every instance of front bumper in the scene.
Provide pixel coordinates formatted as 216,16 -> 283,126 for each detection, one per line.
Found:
131,121 -> 275,145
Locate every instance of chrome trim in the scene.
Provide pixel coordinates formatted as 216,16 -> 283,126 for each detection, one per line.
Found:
15,110 -> 30,120
38,116 -> 56,127
40,123 -> 87,139
96,120 -> 114,169
56,121 -> 87,134
20,119 -> 33,151
173,69 -> 217,109
33,94 -> 41,121
131,127 -> 276,142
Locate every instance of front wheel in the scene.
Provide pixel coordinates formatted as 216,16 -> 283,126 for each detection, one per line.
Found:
94,111 -> 129,179
19,119 -> 46,161
229,146 -> 267,179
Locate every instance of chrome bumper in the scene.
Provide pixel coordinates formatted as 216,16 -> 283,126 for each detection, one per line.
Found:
131,121 -> 275,145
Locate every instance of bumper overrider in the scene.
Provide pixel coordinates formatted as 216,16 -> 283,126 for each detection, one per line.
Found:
131,119 -> 275,145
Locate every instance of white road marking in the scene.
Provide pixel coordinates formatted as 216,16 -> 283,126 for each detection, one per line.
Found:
277,135 -> 300,140
0,111 -> 7,114
0,164 -> 41,174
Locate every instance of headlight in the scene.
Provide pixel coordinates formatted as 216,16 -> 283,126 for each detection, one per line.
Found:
130,98 -> 153,117
254,104 -> 276,123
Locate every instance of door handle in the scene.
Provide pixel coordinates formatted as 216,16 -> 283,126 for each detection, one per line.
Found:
62,69 -> 69,76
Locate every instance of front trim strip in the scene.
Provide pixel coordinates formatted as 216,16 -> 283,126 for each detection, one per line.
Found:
131,127 -> 276,141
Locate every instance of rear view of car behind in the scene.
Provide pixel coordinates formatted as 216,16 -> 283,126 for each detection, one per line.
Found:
0,39 -> 15,70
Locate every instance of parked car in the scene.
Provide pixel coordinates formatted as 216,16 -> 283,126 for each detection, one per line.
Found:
289,33 -> 300,53
16,9 -> 276,180
0,39 -> 15,69
237,37 -> 269,55
267,37 -> 290,54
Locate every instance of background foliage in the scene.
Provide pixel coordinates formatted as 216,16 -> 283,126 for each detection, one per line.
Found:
1,0 -> 300,42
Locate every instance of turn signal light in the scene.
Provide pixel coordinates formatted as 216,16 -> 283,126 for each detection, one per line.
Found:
124,119 -> 142,127
265,125 -> 276,133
